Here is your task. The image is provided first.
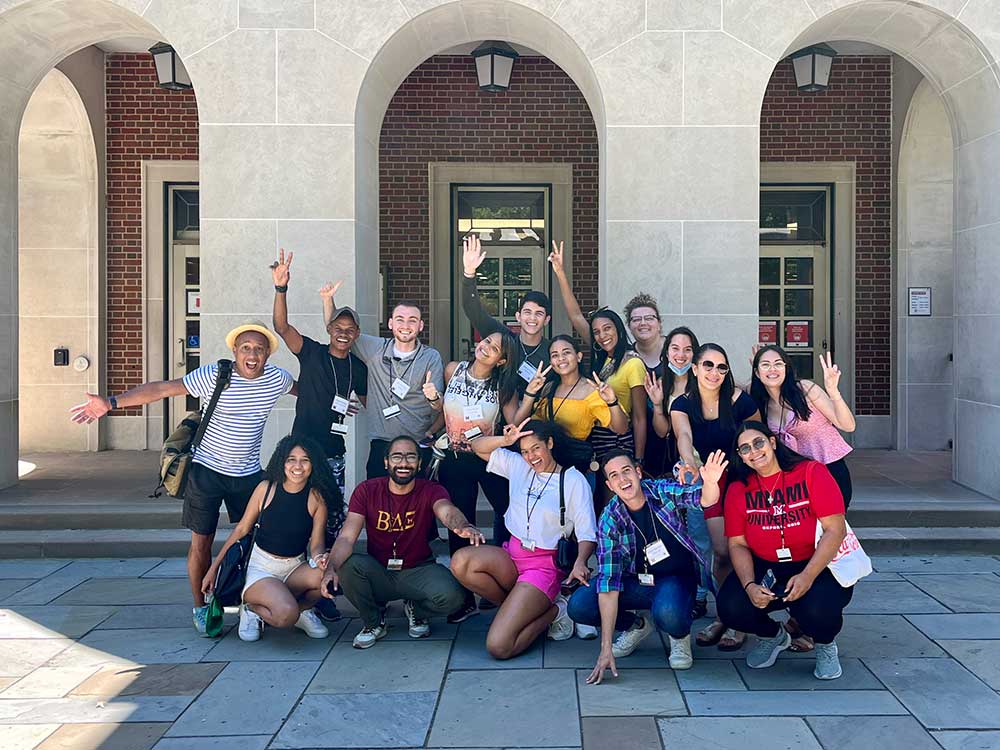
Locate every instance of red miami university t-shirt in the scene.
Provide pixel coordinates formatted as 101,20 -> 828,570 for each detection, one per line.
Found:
347,477 -> 449,569
723,460 -> 845,563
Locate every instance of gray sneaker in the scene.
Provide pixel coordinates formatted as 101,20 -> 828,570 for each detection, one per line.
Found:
814,640 -> 843,680
192,605 -> 210,637
746,627 -> 791,669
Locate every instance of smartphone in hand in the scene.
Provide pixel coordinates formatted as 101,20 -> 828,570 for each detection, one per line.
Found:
760,568 -> 782,599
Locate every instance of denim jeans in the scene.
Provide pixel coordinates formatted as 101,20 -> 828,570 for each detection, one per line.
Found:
567,570 -> 697,638
686,506 -> 712,600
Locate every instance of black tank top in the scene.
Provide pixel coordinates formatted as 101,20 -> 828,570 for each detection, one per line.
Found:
255,483 -> 313,557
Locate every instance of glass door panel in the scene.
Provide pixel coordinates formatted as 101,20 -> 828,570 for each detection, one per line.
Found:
167,186 -> 200,426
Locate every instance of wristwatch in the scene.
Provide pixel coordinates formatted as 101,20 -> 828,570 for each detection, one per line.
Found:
275,284 -> 288,293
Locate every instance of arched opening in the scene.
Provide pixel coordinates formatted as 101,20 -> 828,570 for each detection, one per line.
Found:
755,0 -> 1000,497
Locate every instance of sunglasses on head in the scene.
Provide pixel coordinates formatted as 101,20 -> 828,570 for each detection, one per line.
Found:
698,359 -> 730,374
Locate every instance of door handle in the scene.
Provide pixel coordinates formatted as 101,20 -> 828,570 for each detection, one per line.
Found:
822,338 -> 828,351
461,337 -> 472,361
177,337 -> 186,368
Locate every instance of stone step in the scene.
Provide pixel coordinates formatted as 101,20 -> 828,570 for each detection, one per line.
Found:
0,526 -> 997,559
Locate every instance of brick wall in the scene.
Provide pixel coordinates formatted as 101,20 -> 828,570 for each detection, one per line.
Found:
760,56 -> 892,416
378,56 -> 599,343
106,54 -> 198,412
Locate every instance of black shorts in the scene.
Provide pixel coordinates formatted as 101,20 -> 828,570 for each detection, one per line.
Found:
182,463 -> 265,536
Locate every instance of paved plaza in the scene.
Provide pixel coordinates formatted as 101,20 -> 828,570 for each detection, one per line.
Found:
0,555 -> 999,749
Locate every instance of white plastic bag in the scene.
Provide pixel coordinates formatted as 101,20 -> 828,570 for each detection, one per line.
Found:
816,519 -> 872,587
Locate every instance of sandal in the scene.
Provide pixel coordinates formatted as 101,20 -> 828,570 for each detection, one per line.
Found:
784,619 -> 814,652
717,628 -> 746,651
695,620 -> 726,647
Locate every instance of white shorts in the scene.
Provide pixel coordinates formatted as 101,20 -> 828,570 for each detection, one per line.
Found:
243,544 -> 306,596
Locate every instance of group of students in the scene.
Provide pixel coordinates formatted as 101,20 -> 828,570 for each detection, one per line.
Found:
70,237 -> 859,680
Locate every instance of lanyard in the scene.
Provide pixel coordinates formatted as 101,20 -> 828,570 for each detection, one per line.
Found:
628,503 -> 661,573
388,489 -> 417,559
549,377 -> 582,421
383,341 -> 419,392
520,338 -> 541,362
757,471 -> 787,550
525,469 -> 557,541
328,353 -> 353,399
461,363 -> 491,406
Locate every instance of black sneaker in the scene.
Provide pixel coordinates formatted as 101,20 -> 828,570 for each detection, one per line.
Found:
477,597 -> 497,610
314,597 -> 342,623
447,596 -> 479,624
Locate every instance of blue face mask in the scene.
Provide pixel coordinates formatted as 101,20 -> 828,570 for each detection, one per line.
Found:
668,362 -> 692,376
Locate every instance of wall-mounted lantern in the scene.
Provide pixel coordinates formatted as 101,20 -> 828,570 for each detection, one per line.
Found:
149,42 -> 192,90
790,44 -> 836,92
472,41 -> 519,92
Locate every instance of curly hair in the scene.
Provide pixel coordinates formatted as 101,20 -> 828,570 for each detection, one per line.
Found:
623,292 -> 661,324
264,435 -> 346,538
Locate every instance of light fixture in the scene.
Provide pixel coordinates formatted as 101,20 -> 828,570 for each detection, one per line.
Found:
471,41 -> 519,92
790,43 -> 836,92
148,42 -> 192,90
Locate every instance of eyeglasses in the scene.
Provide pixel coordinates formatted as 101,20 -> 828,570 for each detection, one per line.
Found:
387,452 -> 419,464
699,359 -> 730,374
736,437 -> 769,456
629,314 -> 659,324
758,361 -> 786,372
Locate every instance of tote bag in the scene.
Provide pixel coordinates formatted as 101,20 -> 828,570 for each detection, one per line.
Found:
815,518 -> 872,588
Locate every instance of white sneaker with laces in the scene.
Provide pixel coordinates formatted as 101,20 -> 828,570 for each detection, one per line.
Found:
238,605 -> 263,642
668,634 -> 694,669
575,623 -> 599,640
294,609 -> 330,639
404,600 -> 431,638
352,615 -> 388,649
547,594 -> 574,641
611,615 -> 654,657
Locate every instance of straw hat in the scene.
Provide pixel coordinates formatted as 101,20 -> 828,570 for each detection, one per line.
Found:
225,321 -> 280,352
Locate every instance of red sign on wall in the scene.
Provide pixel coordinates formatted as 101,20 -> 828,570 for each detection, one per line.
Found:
785,320 -> 810,348
759,321 -> 777,344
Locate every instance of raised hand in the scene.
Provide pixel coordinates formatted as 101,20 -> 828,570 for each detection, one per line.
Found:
502,418 -> 534,447
818,352 -> 841,394
421,371 -> 440,402
644,372 -> 664,406
699,449 -> 729,485
749,343 -> 763,371
547,240 -> 566,277
271,247 -> 292,287
69,394 -> 111,425
318,281 -> 343,300
462,234 -> 487,276
526,362 -> 552,395
591,371 -> 616,405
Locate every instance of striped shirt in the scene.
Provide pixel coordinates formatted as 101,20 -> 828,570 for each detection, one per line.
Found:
183,362 -> 294,477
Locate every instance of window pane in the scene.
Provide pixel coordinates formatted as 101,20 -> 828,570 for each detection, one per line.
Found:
503,289 -> 524,318
784,257 -> 814,285
173,189 -> 199,240
784,289 -> 813,316
760,257 -> 780,286
759,289 -> 781,317
185,256 -> 200,286
478,289 -> 500,316
476,258 -> 500,286
788,353 -> 813,379
503,257 -> 532,286
759,189 -> 826,244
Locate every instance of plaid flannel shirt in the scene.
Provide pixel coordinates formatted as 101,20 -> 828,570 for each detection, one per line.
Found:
595,478 -> 708,593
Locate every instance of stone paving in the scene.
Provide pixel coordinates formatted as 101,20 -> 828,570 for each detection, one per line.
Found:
0,555 -> 999,749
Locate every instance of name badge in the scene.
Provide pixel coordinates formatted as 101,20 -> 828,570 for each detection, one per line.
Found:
521,538 -> 537,551
638,572 -> 655,587
776,546 -> 793,562
330,422 -> 349,436
382,404 -> 401,420
644,539 -> 670,566
331,395 -> 350,414
391,377 -> 410,400
463,426 -> 483,440
387,557 -> 404,571
463,404 -> 484,421
518,360 -> 538,382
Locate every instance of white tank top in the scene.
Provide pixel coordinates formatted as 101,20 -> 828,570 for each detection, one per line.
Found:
443,361 -> 502,452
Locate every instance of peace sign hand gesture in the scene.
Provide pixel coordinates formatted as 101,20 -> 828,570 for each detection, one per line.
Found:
547,240 -> 566,278
591,371 -> 617,405
462,234 -> 486,276
644,372 -> 664,406
502,418 -> 534,447
526,362 -> 552,396
699,450 -> 729,485
421,371 -> 440,402
271,248 -> 292,287
818,352 -> 841,395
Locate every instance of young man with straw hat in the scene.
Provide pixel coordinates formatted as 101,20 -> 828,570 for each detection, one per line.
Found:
70,322 -> 294,635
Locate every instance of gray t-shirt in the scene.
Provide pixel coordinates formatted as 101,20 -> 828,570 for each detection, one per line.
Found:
353,334 -> 445,442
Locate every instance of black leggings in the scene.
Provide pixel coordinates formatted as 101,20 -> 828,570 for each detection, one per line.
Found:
825,458 -> 853,511
717,556 -> 854,644
438,451 -> 510,553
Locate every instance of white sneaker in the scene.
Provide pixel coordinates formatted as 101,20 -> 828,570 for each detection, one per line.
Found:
575,623 -> 599,640
352,614 -> 389,649
612,615 -> 654,657
403,600 -> 431,639
294,609 -> 329,639
238,605 -> 262,642
547,595 -> 574,641
668,634 -> 693,670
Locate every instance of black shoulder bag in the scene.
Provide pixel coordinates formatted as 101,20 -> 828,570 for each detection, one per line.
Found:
213,481 -> 274,607
554,467 -> 579,572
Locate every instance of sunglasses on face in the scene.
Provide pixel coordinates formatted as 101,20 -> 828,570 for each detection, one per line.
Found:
736,437 -> 769,456
698,359 -> 730,374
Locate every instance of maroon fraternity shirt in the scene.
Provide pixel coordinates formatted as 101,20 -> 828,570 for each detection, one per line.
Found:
347,477 -> 449,569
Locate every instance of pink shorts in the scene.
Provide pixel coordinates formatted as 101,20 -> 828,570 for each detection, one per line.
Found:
503,537 -> 562,602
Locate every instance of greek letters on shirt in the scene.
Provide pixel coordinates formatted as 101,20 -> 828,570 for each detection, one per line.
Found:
742,479 -> 811,531
375,509 -> 417,532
